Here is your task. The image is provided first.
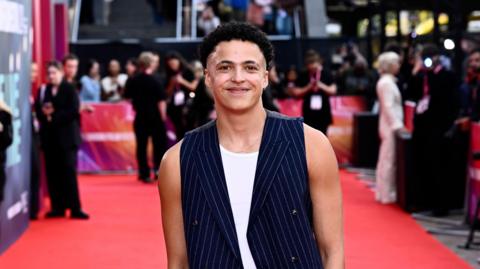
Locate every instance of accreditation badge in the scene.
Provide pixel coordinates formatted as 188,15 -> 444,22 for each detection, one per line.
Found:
174,90 -> 186,106
310,95 -> 323,110
416,96 -> 430,114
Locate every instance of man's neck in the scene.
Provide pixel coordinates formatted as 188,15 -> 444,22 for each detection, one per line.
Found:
216,105 -> 267,153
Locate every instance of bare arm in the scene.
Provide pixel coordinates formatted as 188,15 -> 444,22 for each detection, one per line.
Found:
288,84 -> 312,98
158,100 -> 167,121
318,81 -> 337,96
177,76 -> 200,92
158,142 -> 189,269
304,124 -> 344,269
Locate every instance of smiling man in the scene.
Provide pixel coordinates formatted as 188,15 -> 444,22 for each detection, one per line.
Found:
158,22 -> 344,269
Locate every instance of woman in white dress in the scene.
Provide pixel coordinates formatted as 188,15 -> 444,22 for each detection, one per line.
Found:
375,52 -> 404,204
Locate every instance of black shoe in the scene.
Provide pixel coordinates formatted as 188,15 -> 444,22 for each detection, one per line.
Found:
71,210 -> 90,220
139,177 -> 154,183
45,210 -> 66,218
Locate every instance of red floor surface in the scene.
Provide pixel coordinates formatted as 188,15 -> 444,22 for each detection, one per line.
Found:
0,171 -> 474,269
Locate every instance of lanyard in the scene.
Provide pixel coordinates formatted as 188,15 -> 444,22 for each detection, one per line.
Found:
422,73 -> 429,98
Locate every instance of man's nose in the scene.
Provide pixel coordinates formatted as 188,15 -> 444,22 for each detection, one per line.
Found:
231,67 -> 245,83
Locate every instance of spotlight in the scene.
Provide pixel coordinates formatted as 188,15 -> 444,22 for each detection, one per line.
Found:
423,58 -> 433,68
444,39 -> 455,50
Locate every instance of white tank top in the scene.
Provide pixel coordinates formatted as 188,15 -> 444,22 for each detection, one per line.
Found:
220,144 -> 258,269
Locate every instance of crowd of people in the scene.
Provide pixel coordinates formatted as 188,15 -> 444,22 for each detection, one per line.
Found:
25,29 -> 480,220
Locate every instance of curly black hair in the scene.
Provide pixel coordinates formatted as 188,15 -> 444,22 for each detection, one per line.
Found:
198,21 -> 274,70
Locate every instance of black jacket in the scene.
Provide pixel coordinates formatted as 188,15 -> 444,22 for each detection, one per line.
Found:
35,81 -> 81,150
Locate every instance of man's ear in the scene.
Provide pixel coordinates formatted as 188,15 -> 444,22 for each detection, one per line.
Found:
204,69 -> 211,89
262,70 -> 269,89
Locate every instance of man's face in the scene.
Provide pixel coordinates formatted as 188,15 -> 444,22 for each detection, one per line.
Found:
204,40 -> 268,113
64,59 -> 78,79
47,66 -> 63,86
306,61 -> 320,73
469,52 -> 480,72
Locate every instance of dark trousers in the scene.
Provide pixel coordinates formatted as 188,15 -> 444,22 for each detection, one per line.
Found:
43,146 -> 81,213
134,116 -> 166,179
29,131 -> 41,218
168,105 -> 186,140
412,128 -> 452,213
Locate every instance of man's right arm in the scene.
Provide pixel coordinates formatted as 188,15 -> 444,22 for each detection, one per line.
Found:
158,142 -> 189,269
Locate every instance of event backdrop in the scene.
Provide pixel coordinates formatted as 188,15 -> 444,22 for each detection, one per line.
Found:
0,0 -> 32,254
277,96 -> 367,164
78,102 -> 177,172
78,103 -> 137,172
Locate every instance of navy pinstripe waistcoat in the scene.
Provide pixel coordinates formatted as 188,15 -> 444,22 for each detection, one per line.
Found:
180,110 -> 324,269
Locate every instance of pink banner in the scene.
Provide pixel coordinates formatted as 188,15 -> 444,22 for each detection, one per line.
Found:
78,102 -> 137,172
328,96 -> 368,164
277,96 -> 367,164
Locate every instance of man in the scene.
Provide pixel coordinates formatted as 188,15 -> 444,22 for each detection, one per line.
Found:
124,52 -> 167,183
288,50 -> 337,134
407,44 -> 459,216
158,22 -> 344,268
35,61 -> 89,219
62,54 -> 80,90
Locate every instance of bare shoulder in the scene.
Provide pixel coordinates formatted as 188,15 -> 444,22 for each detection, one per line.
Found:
303,123 -> 339,179
303,124 -> 335,160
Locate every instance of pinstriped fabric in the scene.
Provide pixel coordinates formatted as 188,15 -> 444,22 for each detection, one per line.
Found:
180,110 -> 323,269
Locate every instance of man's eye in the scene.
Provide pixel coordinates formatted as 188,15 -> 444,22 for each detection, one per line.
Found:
245,65 -> 259,72
218,65 -> 231,71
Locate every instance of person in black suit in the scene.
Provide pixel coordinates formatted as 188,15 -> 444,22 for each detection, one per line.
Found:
0,100 -> 12,203
35,61 -> 89,220
407,44 -> 459,216
124,52 -> 167,182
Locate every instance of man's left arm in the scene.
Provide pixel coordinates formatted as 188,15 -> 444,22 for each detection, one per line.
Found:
305,124 -> 344,269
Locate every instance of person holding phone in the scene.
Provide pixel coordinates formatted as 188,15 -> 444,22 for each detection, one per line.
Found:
288,50 -> 337,134
35,61 -> 89,220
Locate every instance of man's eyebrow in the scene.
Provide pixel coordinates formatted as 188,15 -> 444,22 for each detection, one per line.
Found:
216,60 -> 260,65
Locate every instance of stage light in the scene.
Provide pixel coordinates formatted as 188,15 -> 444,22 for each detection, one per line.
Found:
444,39 -> 455,50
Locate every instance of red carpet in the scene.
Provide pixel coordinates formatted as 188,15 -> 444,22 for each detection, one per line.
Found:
342,171 -> 473,269
0,171 -> 473,269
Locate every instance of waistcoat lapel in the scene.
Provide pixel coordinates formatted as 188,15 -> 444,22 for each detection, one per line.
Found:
249,111 -> 290,224
194,122 -> 242,260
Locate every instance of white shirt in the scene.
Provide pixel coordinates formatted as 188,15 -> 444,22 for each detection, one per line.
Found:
220,144 -> 258,269
101,73 -> 128,102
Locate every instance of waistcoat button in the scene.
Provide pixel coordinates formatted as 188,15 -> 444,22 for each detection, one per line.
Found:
192,220 -> 199,226
291,209 -> 298,216
291,256 -> 298,263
